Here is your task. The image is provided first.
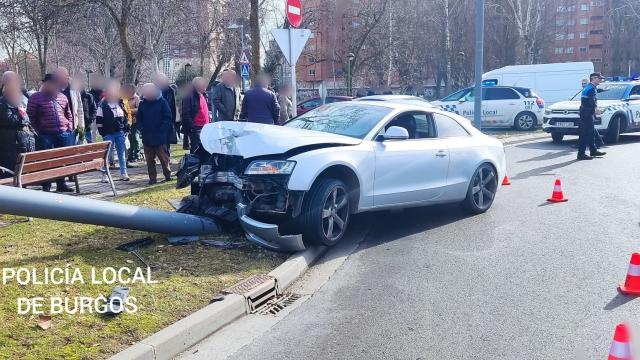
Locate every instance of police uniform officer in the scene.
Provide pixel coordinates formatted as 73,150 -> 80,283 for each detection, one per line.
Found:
577,72 -> 607,160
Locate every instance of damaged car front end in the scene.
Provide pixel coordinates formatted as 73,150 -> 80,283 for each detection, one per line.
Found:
177,152 -> 307,252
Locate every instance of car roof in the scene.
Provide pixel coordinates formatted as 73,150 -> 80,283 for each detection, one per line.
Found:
354,95 -> 436,107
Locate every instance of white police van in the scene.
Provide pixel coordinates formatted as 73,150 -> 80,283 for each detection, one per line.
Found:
542,81 -> 640,143
432,84 -> 545,131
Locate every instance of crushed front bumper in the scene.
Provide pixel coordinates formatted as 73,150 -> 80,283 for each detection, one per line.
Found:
237,203 -> 305,252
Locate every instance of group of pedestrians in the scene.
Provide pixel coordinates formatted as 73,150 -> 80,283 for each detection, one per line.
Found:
0,67 -> 297,191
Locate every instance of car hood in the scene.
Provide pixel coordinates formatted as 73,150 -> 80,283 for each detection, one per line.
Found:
200,121 -> 362,158
549,99 -> 621,110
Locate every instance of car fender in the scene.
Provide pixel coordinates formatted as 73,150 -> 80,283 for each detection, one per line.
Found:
287,145 -> 375,208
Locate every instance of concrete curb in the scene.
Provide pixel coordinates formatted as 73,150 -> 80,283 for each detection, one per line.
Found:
109,246 -> 328,360
498,132 -> 549,146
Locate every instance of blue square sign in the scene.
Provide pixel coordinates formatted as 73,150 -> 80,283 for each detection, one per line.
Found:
240,64 -> 251,78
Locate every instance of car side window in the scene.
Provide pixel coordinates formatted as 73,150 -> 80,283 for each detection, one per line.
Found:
325,97 -> 339,103
433,113 -> 470,138
413,113 -> 437,139
630,86 -> 640,96
484,88 -> 520,100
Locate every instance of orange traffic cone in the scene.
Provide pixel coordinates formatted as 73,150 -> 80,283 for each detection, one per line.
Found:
547,179 -> 568,202
502,176 -> 511,186
619,253 -> 640,296
608,323 -> 632,360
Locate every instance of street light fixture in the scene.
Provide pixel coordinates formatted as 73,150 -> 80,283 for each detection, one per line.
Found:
84,69 -> 95,89
347,52 -> 355,97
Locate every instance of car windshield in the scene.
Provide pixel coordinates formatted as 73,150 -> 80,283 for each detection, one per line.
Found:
441,88 -> 471,101
284,103 -> 392,139
571,83 -> 629,100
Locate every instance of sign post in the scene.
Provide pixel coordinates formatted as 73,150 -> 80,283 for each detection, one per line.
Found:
272,0 -> 308,117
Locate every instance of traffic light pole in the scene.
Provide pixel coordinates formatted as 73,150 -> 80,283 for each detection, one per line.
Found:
473,0 -> 485,130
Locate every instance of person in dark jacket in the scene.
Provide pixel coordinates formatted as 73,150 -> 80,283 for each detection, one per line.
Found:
211,70 -> 240,122
80,87 -> 97,143
577,72 -> 607,160
240,73 -> 280,124
137,83 -> 172,185
97,81 -> 130,181
0,83 -> 35,178
180,77 -> 210,153
27,73 -> 74,192
153,73 -> 178,152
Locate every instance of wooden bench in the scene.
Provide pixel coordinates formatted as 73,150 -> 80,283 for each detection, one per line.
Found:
0,141 -> 117,196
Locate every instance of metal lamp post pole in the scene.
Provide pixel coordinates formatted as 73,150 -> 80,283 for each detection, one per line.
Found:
21,50 -> 28,90
473,0 -> 485,130
347,53 -> 355,97
290,27 -> 298,117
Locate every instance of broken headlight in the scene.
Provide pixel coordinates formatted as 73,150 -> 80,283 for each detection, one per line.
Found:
244,160 -> 296,175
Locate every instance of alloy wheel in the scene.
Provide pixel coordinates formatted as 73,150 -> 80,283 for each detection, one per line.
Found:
321,186 -> 349,241
471,166 -> 497,210
518,114 -> 534,130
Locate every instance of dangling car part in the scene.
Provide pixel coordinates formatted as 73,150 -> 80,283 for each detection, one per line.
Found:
181,100 -> 506,253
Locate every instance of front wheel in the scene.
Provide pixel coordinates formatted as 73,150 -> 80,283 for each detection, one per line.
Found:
463,164 -> 498,214
299,178 -> 351,247
514,112 -> 536,131
605,116 -> 621,144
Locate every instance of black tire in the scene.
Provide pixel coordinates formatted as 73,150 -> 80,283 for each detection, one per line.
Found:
299,178 -> 351,247
463,164 -> 498,214
605,115 -> 621,144
514,111 -> 537,131
551,133 -> 564,143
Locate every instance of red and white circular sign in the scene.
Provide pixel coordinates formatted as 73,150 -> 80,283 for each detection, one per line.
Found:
287,0 -> 303,28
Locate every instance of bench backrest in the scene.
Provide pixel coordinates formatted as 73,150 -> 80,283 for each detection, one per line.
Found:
13,142 -> 111,186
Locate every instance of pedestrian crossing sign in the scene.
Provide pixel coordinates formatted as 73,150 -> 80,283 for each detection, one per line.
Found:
240,63 -> 251,78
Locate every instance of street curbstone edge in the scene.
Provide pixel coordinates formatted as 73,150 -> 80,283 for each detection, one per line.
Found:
108,246 -> 328,360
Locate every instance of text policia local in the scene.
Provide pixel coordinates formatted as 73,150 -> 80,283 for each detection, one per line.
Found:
3,267 -> 158,315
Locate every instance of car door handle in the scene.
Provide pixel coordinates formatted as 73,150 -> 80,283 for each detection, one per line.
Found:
436,151 -> 447,157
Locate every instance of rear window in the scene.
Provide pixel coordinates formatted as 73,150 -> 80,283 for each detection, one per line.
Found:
514,87 -> 534,97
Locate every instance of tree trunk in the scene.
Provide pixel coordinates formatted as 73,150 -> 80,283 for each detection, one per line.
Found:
249,0 -> 261,77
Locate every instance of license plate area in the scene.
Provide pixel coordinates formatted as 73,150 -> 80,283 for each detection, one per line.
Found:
556,122 -> 575,127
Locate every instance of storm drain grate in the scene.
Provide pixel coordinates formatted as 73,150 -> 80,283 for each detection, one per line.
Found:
223,274 -> 278,312
254,293 -> 302,315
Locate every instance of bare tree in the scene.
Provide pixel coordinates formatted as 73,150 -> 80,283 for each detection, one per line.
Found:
91,0 -> 140,82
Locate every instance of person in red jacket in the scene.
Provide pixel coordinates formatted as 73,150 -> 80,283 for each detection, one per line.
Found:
180,77 -> 210,153
26,73 -> 74,192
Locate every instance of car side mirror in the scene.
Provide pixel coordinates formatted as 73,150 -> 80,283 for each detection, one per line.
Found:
383,126 -> 410,140
458,98 -> 466,103
627,95 -> 640,101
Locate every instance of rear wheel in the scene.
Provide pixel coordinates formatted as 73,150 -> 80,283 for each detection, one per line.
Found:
463,164 -> 498,214
299,178 -> 351,247
551,133 -> 564,143
514,112 -> 536,131
605,115 -> 621,144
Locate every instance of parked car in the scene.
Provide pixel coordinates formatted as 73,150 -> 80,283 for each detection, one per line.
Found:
543,81 -> 640,143
191,101 -> 506,252
432,85 -> 545,131
354,94 -> 437,108
297,96 -> 352,115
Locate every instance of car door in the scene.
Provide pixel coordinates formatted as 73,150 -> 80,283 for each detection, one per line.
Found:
626,85 -> 640,129
483,87 -> 521,126
373,112 -> 450,207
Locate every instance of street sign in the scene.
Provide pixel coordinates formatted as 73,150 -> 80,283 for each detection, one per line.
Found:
271,28 -> 311,65
271,27 -> 312,118
287,0 -> 303,28
239,51 -> 250,64
240,63 -> 251,78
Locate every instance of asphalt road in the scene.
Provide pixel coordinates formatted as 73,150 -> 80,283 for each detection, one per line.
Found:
185,134 -> 640,359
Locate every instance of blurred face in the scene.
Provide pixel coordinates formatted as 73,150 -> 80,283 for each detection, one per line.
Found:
2,83 -> 22,105
193,78 -> 206,93
2,71 -> 19,86
42,81 -> 59,95
222,72 -> 236,87
153,73 -> 168,87
105,83 -> 121,102
122,86 -> 135,97
141,84 -> 157,99
592,77 -> 602,86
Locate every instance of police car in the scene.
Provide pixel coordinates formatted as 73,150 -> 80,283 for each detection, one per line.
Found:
542,81 -> 640,143
432,85 -> 545,131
